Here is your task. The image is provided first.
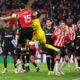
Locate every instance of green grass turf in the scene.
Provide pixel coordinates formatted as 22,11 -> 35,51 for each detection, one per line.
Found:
0,63 -> 80,80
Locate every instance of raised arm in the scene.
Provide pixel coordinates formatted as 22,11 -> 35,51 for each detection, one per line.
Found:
0,13 -> 17,20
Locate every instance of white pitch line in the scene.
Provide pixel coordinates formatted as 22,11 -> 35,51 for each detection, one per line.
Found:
73,78 -> 80,80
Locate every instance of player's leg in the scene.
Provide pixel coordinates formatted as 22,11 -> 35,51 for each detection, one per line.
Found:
2,55 -> 7,73
9,47 -> 18,73
66,43 -> 72,71
25,53 -> 30,71
29,48 -> 40,72
50,51 -> 56,75
13,54 -> 18,73
22,54 -> 26,69
2,49 -> 8,73
77,58 -> 80,71
59,56 -> 69,75
59,48 -> 69,75
55,54 -> 60,76
40,34 -> 60,52
23,27 -> 33,47
18,31 -> 28,71
46,55 -> 51,75
21,53 -> 30,72
45,44 -> 60,52
51,58 -> 55,72
20,42 -> 30,71
53,47 -> 61,76
33,31 -> 60,52
75,50 -> 80,72
46,49 -> 55,75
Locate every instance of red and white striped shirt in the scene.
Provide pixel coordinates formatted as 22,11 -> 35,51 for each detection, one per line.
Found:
72,24 -> 77,31
51,28 -> 65,47
66,24 -> 76,41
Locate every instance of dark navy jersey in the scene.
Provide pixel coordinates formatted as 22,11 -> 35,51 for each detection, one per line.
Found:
0,28 -> 5,41
0,28 -> 4,35
75,30 -> 80,46
44,27 -> 54,44
2,28 -> 14,47
0,28 -> 4,46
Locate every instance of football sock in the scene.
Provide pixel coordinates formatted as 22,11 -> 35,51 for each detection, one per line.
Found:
4,57 -> 7,68
46,58 -> 51,71
59,61 -> 66,71
51,58 -> 55,71
77,59 -> 80,67
75,58 -> 78,68
32,62 -> 37,68
55,61 -> 59,74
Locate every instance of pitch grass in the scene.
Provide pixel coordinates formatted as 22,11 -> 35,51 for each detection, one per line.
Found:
0,63 -> 80,80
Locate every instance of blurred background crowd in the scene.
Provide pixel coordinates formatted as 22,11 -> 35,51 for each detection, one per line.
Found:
0,0 -> 80,25
31,0 -> 80,25
0,0 -> 28,15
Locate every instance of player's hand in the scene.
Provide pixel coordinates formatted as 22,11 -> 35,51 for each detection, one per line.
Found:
11,39 -> 17,47
76,46 -> 79,50
8,52 -> 11,55
56,49 -> 61,55
71,42 -> 74,47
0,17 -> 4,20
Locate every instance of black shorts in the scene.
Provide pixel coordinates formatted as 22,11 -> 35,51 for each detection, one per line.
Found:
56,46 -> 67,57
75,49 -> 80,57
18,27 -> 33,44
3,46 -> 15,55
66,42 -> 75,53
46,48 -> 56,57
15,48 -> 21,58
29,48 -> 36,56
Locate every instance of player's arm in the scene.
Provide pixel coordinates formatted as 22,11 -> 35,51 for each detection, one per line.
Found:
0,13 -> 17,20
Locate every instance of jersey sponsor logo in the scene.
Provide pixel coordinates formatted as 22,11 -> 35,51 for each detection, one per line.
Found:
77,36 -> 80,38
46,33 -> 52,35
4,35 -> 13,37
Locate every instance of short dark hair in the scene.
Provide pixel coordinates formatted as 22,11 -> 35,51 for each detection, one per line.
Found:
47,18 -> 52,22
32,11 -> 41,19
19,3 -> 25,9
36,11 -> 41,18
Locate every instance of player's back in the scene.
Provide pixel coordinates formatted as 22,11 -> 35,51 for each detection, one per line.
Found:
17,9 -> 32,28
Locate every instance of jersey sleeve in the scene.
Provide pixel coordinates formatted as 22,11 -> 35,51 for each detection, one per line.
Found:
51,28 -> 58,39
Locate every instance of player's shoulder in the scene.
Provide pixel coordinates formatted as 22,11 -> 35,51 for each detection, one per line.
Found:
32,18 -> 40,24
25,8 -> 32,13
12,13 -> 17,18
54,26 -> 59,30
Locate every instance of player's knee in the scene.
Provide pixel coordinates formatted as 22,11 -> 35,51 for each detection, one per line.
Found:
65,59 -> 69,63
55,57 -> 60,62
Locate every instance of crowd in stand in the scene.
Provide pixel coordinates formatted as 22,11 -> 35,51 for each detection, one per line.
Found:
0,0 -> 28,15
0,0 -> 80,24
0,0 -> 80,76
31,0 -> 80,25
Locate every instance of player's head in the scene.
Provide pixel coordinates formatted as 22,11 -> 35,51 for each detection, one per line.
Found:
59,21 -> 65,27
46,18 -> 52,27
33,11 -> 41,18
77,21 -> 80,29
59,21 -> 66,31
19,3 -> 25,10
